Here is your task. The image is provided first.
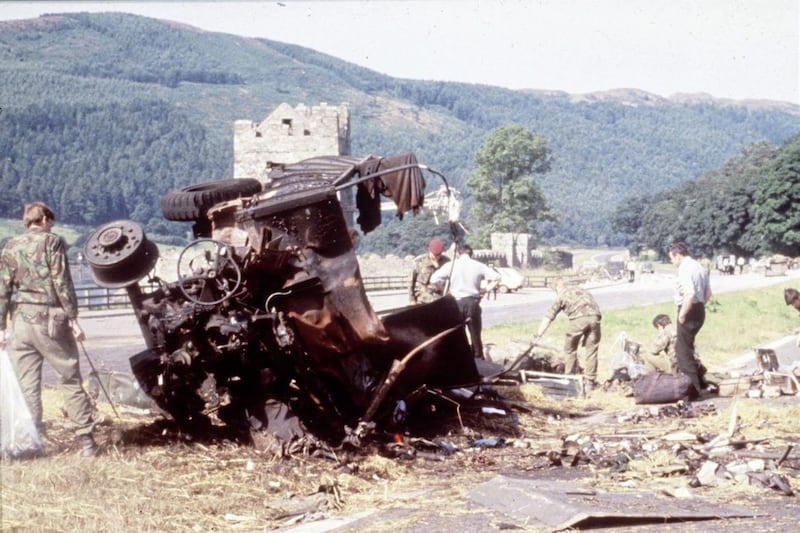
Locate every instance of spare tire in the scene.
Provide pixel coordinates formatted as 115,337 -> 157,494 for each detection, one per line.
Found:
161,179 -> 262,221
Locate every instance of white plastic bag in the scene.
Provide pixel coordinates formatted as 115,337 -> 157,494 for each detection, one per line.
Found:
608,332 -> 646,380
1,349 -> 43,459
608,332 -> 633,371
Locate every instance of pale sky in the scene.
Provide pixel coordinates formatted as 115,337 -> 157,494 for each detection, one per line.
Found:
2,0 -> 799,104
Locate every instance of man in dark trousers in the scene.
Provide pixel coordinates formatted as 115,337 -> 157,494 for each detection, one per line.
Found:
784,288 -> 800,348
0,202 -> 98,456
430,243 -> 500,359
669,241 -> 712,397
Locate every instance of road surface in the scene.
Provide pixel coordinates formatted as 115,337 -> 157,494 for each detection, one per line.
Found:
373,268 -> 800,324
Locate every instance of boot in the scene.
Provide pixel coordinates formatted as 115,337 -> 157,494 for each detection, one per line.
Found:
78,434 -> 98,457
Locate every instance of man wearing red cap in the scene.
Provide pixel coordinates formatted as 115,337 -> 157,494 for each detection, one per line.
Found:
408,238 -> 450,305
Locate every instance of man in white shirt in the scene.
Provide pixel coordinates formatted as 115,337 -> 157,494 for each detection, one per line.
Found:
669,242 -> 712,396
430,244 -> 500,359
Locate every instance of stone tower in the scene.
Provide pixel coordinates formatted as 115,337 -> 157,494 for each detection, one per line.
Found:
233,102 -> 350,180
491,232 -> 533,267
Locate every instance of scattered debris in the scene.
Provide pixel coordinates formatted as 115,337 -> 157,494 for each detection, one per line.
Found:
485,341 -> 582,398
718,349 -> 800,398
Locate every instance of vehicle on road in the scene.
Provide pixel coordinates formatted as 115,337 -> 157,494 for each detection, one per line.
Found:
606,254 -> 627,279
716,254 -> 737,275
639,261 -> 655,274
495,267 -> 525,293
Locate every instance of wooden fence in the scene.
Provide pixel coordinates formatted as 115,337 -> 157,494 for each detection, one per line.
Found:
73,274 -> 581,311
75,285 -> 134,310
360,274 -> 573,292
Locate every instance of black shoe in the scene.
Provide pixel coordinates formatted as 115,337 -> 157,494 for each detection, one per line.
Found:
78,435 -> 98,457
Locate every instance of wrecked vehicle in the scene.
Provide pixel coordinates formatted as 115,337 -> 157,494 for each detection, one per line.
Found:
83,154 -> 490,448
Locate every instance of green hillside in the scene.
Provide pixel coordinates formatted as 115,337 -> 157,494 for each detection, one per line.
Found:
1,12 -> 799,252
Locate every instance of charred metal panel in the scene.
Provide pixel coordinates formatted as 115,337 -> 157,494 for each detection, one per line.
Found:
237,187 -> 387,345
376,296 -> 479,394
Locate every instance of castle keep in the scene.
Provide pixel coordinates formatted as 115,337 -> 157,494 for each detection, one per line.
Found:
233,102 -> 350,179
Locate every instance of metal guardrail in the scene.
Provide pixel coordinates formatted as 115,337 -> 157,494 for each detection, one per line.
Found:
75,277 -> 411,309
74,274 -> 582,311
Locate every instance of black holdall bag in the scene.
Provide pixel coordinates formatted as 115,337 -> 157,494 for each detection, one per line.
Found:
633,371 -> 694,404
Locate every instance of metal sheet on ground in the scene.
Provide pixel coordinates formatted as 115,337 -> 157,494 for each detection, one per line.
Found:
468,475 -> 762,531
520,370 -> 583,398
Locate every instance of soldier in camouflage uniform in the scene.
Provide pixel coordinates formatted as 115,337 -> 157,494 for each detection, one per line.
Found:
644,313 -> 709,380
534,278 -> 602,388
0,202 -> 98,456
643,313 -> 677,373
408,238 -> 450,305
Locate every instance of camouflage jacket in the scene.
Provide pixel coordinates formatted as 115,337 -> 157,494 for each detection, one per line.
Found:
649,326 -> 677,363
544,285 -> 601,322
408,253 -> 450,303
0,227 -> 78,329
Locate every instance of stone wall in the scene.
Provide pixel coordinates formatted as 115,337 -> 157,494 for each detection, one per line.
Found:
233,102 -> 350,180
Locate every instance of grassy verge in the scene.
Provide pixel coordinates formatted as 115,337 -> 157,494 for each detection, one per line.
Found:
483,279 -> 800,380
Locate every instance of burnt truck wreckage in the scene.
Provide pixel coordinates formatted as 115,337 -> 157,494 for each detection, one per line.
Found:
83,153 -> 502,449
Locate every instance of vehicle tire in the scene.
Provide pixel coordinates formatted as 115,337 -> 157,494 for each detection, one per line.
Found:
498,285 -> 510,294
160,179 -> 262,221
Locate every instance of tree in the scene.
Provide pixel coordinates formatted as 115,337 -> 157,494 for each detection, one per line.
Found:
638,197 -> 681,259
744,135 -> 800,256
611,193 -> 655,248
466,125 -> 555,260
637,142 -> 780,259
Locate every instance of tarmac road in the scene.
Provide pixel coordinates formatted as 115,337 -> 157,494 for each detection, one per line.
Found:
52,268 -> 800,384
372,268 -> 800,327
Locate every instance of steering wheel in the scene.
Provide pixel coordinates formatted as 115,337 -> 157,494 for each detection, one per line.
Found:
177,239 -> 242,305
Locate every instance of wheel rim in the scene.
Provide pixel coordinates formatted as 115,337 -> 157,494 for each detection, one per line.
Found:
84,220 -> 159,288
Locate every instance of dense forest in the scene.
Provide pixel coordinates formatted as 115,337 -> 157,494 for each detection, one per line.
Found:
616,134 -> 800,259
1,12 -> 799,253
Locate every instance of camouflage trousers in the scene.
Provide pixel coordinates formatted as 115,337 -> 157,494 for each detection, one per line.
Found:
415,289 -> 442,304
7,305 -> 94,436
642,352 -> 675,374
563,315 -> 602,381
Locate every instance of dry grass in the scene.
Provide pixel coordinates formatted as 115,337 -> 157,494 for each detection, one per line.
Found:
2,396 -> 413,531
3,384 -> 798,531
3,279 -> 800,531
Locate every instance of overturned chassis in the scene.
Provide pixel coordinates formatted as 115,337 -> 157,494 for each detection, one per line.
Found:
84,154 -> 484,447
